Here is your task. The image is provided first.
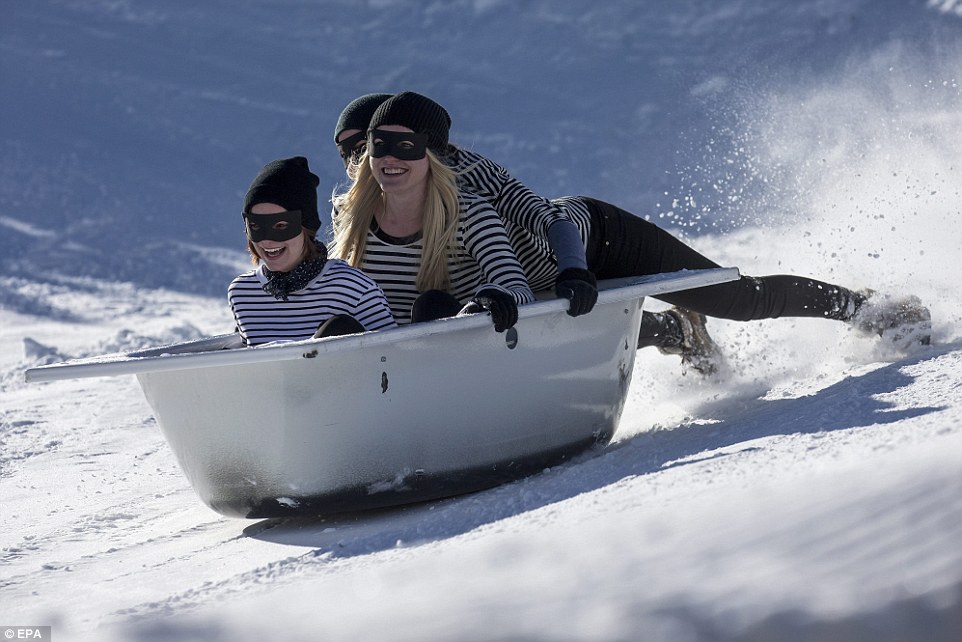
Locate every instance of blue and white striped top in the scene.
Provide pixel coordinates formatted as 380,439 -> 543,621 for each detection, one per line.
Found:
228,258 -> 397,346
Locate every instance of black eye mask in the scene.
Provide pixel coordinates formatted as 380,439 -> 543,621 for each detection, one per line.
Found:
243,210 -> 302,243
368,129 -> 429,161
337,131 -> 367,166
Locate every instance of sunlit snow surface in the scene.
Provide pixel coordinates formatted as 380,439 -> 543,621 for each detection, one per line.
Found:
2,1 -> 962,640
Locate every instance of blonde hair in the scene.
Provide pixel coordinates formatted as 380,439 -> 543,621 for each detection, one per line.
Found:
331,150 -> 461,291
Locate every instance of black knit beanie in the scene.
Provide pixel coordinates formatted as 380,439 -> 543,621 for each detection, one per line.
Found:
243,156 -> 321,232
368,91 -> 451,156
334,93 -> 391,141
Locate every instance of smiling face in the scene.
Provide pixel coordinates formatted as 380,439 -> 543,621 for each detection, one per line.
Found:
368,125 -> 430,195
247,202 -> 307,273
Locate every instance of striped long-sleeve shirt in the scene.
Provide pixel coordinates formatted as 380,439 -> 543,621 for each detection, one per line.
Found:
450,148 -> 571,239
449,148 -> 592,291
357,191 -> 535,325
228,258 -> 397,346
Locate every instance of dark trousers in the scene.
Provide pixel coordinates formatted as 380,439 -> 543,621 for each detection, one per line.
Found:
581,196 -> 862,322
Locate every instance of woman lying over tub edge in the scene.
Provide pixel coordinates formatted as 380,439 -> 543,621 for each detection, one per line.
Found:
332,92 -> 932,374
228,156 -> 396,346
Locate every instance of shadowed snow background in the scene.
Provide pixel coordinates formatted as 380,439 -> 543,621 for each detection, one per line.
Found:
2,1 -> 962,641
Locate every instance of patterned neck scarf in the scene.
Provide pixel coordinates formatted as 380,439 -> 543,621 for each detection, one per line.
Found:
261,241 -> 328,301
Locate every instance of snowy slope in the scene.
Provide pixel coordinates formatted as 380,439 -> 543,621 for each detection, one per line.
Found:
3,1 -> 962,641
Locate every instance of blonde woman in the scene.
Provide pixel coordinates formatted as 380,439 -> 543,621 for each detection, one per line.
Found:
331,92 -> 534,331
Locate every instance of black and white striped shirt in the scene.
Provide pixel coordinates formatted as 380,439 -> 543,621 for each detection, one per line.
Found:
357,191 -> 535,324
551,196 -> 593,238
228,258 -> 397,346
450,147 -> 593,291
451,148 -> 570,238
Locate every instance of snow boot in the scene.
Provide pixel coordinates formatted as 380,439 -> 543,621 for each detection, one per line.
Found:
850,290 -> 932,349
657,307 -> 724,376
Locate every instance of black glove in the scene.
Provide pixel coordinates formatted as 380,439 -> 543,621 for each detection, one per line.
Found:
468,287 -> 519,332
555,268 -> 598,317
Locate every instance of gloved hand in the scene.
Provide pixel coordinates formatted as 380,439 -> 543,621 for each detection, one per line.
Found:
555,268 -> 598,317
466,286 -> 518,332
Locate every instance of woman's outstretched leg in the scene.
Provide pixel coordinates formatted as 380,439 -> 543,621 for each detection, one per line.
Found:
580,196 -> 930,350
582,196 -> 865,321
